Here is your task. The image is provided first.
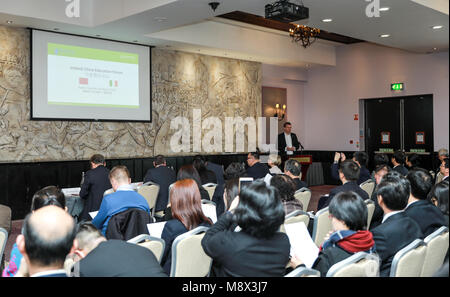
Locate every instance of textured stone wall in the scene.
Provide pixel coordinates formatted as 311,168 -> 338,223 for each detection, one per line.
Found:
0,26 -> 261,162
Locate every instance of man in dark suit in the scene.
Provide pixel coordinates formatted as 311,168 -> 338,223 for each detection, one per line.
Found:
79,154 -> 112,222
205,159 -> 225,186
143,155 -> 176,213
317,160 -> 369,210
371,172 -> 424,277
405,168 -> 446,237
70,222 -> 166,277
440,158 -> 449,182
16,206 -> 76,277
278,122 -> 301,161
391,150 -> 409,176
284,159 -> 308,190
246,151 -> 270,180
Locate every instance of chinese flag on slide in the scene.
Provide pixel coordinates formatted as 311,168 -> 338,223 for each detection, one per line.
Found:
79,77 -> 88,85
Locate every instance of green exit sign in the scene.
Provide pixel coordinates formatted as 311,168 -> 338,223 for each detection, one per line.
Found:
391,83 -> 404,91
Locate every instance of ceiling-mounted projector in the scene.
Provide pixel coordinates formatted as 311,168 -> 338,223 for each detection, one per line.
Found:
265,0 -> 309,23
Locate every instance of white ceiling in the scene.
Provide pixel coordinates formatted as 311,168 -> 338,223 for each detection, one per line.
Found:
0,0 -> 448,66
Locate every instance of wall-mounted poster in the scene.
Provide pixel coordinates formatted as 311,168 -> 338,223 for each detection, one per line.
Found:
381,131 -> 390,144
416,132 -> 425,144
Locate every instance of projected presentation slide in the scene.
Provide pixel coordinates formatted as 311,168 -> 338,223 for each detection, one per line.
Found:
47,43 -> 139,108
31,29 -> 151,122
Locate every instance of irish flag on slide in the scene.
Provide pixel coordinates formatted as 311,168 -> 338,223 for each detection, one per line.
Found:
47,42 -> 140,108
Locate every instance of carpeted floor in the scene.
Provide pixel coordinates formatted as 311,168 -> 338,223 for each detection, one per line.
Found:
2,184 -> 336,273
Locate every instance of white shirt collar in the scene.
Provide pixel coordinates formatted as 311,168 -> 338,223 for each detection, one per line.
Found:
382,210 -> 403,223
31,269 -> 67,277
117,184 -> 135,191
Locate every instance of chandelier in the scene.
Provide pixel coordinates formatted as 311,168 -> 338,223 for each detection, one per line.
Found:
289,24 -> 320,48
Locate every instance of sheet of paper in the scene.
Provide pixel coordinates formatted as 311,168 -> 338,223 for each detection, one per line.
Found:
147,222 -> 167,238
284,222 -> 319,268
89,211 -> 98,219
62,187 -> 81,196
264,173 -> 273,186
202,204 -> 217,223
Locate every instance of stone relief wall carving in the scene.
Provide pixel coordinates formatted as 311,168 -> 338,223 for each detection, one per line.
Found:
0,26 -> 262,162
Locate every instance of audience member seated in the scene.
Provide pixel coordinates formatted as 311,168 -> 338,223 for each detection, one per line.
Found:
201,181 -> 290,277
268,154 -> 283,175
204,156 -> 225,186
143,155 -> 176,213
371,171 -> 423,277
440,158 -> 449,182
289,191 -> 375,277
369,164 -> 391,230
92,166 -> 150,235
331,152 -> 371,185
404,168 -> 446,237
405,153 -> 421,170
211,162 -> 248,217
3,186 -> 67,277
177,164 -> 211,201
391,150 -> 409,176
222,178 -> 240,213
317,160 -> 369,211
434,149 -> 449,183
79,154 -> 112,222
193,155 -> 218,185
428,180 -> 449,227
284,159 -> 307,190
246,151 -> 270,180
270,174 -> 303,215
15,206 -> 76,277
371,153 -> 390,179
67,222 -> 166,277
160,179 -> 212,275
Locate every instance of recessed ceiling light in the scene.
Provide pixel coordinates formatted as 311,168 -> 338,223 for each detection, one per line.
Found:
380,34 -> 390,38
433,47 -> 438,51
322,19 -> 332,22
6,20 -> 13,24
379,7 -> 390,12
432,25 -> 443,30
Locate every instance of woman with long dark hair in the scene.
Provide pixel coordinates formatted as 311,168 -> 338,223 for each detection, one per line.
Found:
160,179 -> 212,275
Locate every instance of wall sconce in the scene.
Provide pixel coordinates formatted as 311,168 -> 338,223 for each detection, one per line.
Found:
274,103 -> 286,121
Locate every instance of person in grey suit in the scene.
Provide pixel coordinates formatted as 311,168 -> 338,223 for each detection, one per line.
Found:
371,171 -> 423,277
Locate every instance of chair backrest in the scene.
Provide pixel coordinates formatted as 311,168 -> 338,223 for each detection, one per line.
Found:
280,210 -> 310,233
365,199 -> 375,230
285,266 -> 320,277
127,234 -> 166,263
421,226 -> 449,277
0,227 -> 8,265
312,207 -> 332,247
202,183 -> 217,200
390,239 -> 427,277
326,252 -> 380,277
294,188 -> 312,211
103,188 -> 114,197
170,226 -> 212,277
137,182 -> 160,217
360,180 -> 376,198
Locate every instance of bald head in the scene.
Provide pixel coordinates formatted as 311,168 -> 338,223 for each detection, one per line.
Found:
21,206 -> 76,267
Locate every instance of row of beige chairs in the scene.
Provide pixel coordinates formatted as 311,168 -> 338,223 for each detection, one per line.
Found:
0,227 -> 7,267
285,226 -> 449,277
127,226 -> 212,277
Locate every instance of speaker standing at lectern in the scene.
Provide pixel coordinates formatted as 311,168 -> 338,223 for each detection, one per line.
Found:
278,122 -> 302,162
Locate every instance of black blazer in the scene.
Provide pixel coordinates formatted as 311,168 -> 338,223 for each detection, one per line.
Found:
201,212 -> 290,277
404,200 -> 446,237
143,166 -> 176,212
198,169 -> 217,185
77,240 -> 166,277
318,181 -> 369,211
79,166 -> 112,222
278,132 -> 300,155
371,212 -> 423,277
293,178 -> 308,191
246,162 -> 270,180
392,165 -> 409,176
206,162 -> 225,186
